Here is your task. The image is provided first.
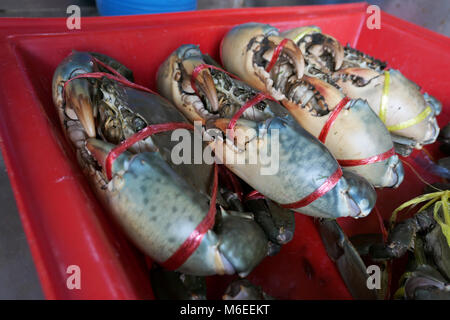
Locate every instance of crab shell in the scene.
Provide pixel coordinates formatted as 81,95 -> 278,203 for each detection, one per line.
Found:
52,51 -> 269,277
157,45 -> 377,219
334,68 -> 440,148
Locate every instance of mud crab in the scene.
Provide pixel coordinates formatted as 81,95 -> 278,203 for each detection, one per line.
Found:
52,51 -> 270,277
353,189 -> 450,299
281,26 -> 441,156
220,23 -> 404,188
157,44 -> 377,220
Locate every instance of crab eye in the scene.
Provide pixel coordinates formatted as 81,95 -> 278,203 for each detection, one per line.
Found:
133,117 -> 146,132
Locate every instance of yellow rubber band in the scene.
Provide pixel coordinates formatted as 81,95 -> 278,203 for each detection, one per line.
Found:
434,191 -> 450,248
379,70 -> 390,123
386,106 -> 432,132
379,70 -> 432,132
292,27 -> 322,43
390,190 -> 450,248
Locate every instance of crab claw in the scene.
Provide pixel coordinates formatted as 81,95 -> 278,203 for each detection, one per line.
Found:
157,44 -> 220,123
342,171 -> 377,215
266,35 -> 305,79
334,68 -> 440,148
221,23 -> 304,98
64,78 -> 96,138
181,57 -> 220,113
282,27 -> 344,72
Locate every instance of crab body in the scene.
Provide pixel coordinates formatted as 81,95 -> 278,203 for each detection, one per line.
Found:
354,197 -> 450,300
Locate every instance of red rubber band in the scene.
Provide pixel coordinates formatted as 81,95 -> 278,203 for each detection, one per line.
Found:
244,190 -> 266,202
161,163 -> 219,270
63,72 -> 157,101
337,147 -> 396,167
227,92 -> 275,132
190,63 -> 239,97
91,56 -> 128,80
105,122 -> 194,180
318,97 -> 351,143
318,97 -> 395,167
280,166 -> 343,209
63,61 -> 218,271
104,121 -> 216,271
189,63 -> 275,134
374,206 -> 388,243
265,38 -> 289,73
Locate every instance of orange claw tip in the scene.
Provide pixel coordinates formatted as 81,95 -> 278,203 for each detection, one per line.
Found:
64,78 -> 96,138
303,75 -> 344,105
267,35 -> 305,79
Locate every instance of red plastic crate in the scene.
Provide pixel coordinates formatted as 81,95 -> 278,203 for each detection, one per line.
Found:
0,3 -> 448,299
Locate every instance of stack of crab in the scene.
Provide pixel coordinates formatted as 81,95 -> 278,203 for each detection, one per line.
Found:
51,21 -> 447,300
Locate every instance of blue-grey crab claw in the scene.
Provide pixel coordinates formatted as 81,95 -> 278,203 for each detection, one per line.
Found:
210,116 -> 376,219
85,138 -> 268,276
52,51 -> 96,109
342,171 -> 377,215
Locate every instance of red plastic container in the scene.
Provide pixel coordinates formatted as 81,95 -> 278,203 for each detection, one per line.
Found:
0,3 -> 448,299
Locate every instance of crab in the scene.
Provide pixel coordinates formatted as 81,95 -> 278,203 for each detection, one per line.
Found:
220,23 -> 404,188
150,265 -> 273,300
157,44 -> 377,220
52,51 -> 270,277
352,189 -> 450,299
281,26 -> 441,157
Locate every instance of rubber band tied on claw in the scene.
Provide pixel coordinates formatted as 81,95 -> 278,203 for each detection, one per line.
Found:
390,190 -> 450,248
379,70 -> 432,132
292,27 -> 322,43
318,96 -> 396,167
